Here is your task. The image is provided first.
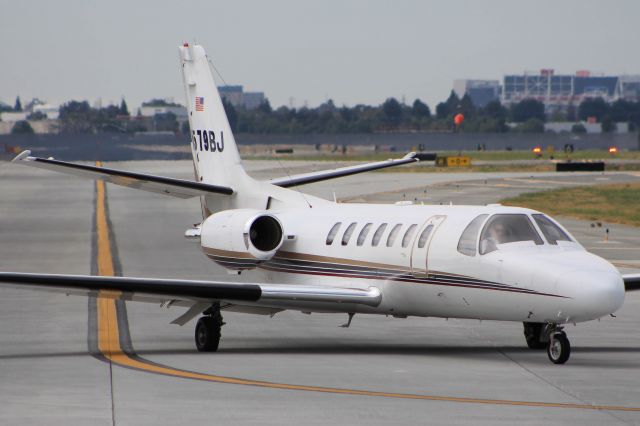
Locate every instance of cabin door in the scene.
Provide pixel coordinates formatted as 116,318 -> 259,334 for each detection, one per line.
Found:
410,215 -> 446,277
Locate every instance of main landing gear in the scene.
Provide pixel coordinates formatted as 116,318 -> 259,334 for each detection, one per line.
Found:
523,322 -> 571,364
195,304 -> 224,352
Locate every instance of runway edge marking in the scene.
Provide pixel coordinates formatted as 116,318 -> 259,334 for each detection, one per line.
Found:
89,168 -> 640,413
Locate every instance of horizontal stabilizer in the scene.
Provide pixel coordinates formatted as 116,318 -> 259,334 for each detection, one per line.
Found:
0,272 -> 382,308
12,151 -> 234,199
623,274 -> 640,291
269,152 -> 419,188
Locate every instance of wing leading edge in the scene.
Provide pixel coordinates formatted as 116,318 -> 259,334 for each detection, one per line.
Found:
12,151 -> 233,199
0,272 -> 382,309
269,152 -> 420,188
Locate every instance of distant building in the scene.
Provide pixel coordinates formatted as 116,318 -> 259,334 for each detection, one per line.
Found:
545,121 -> 629,134
31,103 -> 60,119
139,99 -> 188,119
218,85 -> 244,107
218,85 -> 266,110
453,79 -> 500,107
618,75 -> 640,102
501,69 -> 636,113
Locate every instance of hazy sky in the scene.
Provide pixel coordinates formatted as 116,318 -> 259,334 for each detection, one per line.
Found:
1,0 -> 639,110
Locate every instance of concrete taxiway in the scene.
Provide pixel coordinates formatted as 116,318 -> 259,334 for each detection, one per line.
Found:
1,160 -> 639,425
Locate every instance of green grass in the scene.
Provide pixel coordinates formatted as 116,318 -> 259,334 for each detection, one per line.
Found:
501,183 -> 640,227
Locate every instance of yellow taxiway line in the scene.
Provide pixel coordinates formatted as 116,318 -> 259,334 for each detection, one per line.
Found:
92,172 -> 640,413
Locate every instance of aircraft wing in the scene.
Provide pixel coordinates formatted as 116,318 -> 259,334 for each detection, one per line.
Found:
12,151 -> 233,199
268,152 -> 420,188
623,274 -> 640,291
0,272 -> 382,313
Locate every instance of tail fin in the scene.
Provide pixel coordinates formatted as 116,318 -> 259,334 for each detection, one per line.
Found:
178,43 -> 251,189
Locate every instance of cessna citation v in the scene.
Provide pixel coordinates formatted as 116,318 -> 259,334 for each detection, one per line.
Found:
1,44 -> 638,365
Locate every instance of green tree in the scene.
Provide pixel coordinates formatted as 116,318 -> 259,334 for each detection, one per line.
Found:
382,97 -> 403,128
445,90 -> 460,112
578,97 -> 609,121
222,98 -> 238,132
435,102 -> 449,119
14,96 -> 22,112
601,115 -> 616,133
459,94 -> 475,118
510,99 -> 545,123
411,99 -> 430,119
11,120 -> 34,134
571,123 -> 587,134
120,98 -> 130,116
59,100 -> 95,133
258,99 -> 272,114
482,100 -> 507,121
154,112 -> 178,132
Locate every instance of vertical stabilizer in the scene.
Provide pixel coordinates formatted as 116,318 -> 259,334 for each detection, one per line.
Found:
179,44 -> 251,189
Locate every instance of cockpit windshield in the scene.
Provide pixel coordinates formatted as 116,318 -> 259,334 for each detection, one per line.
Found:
532,214 -> 572,244
480,214 -> 543,254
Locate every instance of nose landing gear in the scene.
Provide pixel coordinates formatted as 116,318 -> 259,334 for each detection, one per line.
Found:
523,322 -> 571,364
195,304 -> 224,352
547,329 -> 571,364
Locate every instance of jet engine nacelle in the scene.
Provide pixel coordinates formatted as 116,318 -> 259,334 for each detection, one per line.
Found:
200,209 -> 284,270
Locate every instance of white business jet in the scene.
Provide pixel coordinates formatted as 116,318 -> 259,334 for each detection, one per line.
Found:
2,44 -> 638,364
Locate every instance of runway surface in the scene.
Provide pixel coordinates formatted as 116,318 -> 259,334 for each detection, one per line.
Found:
1,160 -> 639,425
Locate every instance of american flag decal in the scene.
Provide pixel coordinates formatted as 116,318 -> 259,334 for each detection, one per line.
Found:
195,96 -> 204,112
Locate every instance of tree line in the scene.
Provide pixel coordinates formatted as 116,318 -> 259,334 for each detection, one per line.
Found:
223,92 -> 640,135
5,93 -> 640,135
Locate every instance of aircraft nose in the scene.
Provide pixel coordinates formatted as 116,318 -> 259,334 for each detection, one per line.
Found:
558,269 -> 625,321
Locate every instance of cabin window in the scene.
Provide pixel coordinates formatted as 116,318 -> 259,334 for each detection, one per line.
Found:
372,223 -> 388,247
401,224 -> 418,248
326,222 -> 342,245
417,224 -> 435,249
479,214 -> 543,255
532,214 -> 572,245
341,222 -> 357,246
357,223 -> 373,246
386,224 -> 402,247
457,214 -> 488,256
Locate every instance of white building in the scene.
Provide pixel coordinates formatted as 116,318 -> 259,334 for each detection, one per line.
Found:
139,101 -> 188,118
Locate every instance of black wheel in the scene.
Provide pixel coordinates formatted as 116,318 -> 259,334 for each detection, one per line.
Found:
523,322 -> 547,350
547,332 -> 571,364
195,316 -> 221,352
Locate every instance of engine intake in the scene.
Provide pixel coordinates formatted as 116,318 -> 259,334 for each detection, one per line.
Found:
248,215 -> 283,252
201,209 -> 284,270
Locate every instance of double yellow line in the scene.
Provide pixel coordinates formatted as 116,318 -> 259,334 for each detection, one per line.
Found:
92,174 -> 640,413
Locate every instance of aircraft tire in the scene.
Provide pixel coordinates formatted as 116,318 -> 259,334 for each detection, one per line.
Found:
195,316 -> 221,352
523,322 -> 547,350
547,332 -> 570,364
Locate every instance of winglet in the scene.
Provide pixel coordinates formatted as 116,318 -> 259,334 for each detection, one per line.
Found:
403,152 -> 417,160
12,150 -> 32,163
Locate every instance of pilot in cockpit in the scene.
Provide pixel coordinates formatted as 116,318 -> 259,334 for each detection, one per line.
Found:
480,221 -> 508,253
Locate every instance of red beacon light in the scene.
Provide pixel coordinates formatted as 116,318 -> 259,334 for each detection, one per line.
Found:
183,42 -> 189,47
608,146 -> 618,154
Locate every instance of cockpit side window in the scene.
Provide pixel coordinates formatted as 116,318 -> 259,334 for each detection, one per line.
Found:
457,214 -> 488,256
479,214 -> 544,255
532,214 -> 572,245
326,222 -> 342,245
